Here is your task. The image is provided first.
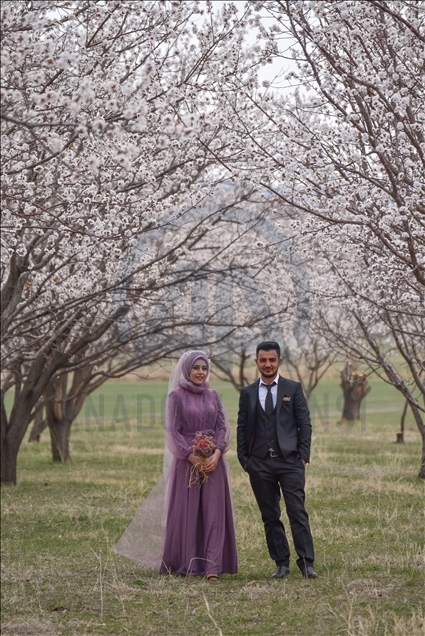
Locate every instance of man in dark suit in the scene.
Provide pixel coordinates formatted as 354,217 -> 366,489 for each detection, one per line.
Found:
237,341 -> 317,579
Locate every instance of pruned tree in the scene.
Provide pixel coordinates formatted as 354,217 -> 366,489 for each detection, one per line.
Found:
339,361 -> 371,424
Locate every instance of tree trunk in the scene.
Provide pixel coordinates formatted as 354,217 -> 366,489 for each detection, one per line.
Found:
44,368 -> 94,462
28,407 -> 48,442
340,362 -> 371,420
396,400 -> 408,443
408,402 -> 425,480
44,374 -> 72,462
47,416 -> 72,462
419,441 -> 425,480
1,430 -> 20,485
1,395 -> 33,485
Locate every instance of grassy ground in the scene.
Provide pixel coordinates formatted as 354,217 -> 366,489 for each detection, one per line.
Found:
1,377 -> 424,636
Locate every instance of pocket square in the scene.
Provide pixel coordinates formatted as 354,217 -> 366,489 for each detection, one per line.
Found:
283,396 -> 291,402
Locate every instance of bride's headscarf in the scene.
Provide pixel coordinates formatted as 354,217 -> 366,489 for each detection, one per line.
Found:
164,349 -> 211,462
174,350 -> 210,384
113,350 -> 232,569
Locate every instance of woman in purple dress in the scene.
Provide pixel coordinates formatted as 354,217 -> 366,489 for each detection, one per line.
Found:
160,350 -> 238,579
113,350 -> 238,580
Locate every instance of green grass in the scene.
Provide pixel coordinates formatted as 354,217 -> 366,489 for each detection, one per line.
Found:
1,377 -> 424,635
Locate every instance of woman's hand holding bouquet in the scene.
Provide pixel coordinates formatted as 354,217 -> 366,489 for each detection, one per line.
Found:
188,431 -> 221,487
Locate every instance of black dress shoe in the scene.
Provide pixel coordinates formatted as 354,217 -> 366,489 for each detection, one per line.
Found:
271,565 -> 290,578
301,566 -> 318,579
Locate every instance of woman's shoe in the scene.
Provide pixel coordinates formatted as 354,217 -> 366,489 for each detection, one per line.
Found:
206,573 -> 218,581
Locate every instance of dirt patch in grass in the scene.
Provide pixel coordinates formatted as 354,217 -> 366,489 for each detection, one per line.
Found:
1,619 -> 62,636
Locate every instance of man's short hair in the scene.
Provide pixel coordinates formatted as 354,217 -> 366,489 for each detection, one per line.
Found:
256,341 -> 281,359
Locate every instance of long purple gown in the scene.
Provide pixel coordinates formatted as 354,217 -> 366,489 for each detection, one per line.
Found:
160,381 -> 238,577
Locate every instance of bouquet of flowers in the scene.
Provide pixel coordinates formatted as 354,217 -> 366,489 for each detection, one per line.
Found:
188,431 -> 216,488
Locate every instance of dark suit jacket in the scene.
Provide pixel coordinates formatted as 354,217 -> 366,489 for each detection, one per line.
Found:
237,375 -> 312,469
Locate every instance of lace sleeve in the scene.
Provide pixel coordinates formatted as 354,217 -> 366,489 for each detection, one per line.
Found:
165,391 -> 192,460
212,390 -> 231,453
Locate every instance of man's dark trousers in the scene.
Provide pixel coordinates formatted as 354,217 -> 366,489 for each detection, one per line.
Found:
246,454 -> 314,568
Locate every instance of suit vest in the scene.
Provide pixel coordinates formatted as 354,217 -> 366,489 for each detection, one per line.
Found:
250,398 -> 282,458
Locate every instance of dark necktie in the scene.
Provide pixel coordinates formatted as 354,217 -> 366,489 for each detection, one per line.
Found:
265,383 -> 275,416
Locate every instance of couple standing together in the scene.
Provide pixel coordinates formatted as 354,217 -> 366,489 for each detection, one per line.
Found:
115,342 -> 317,580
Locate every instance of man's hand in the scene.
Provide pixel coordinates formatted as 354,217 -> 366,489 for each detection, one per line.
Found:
300,459 -> 306,467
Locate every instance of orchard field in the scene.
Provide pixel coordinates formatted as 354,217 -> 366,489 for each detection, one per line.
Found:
1,376 -> 424,636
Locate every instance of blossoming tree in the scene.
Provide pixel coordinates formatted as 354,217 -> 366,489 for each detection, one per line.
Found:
1,0 -> 264,482
223,0 -> 424,476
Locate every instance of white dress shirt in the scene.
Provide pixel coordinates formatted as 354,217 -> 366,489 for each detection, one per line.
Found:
258,374 -> 279,411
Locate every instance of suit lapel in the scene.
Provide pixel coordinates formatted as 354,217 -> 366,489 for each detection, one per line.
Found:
249,381 -> 258,423
276,375 -> 286,420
